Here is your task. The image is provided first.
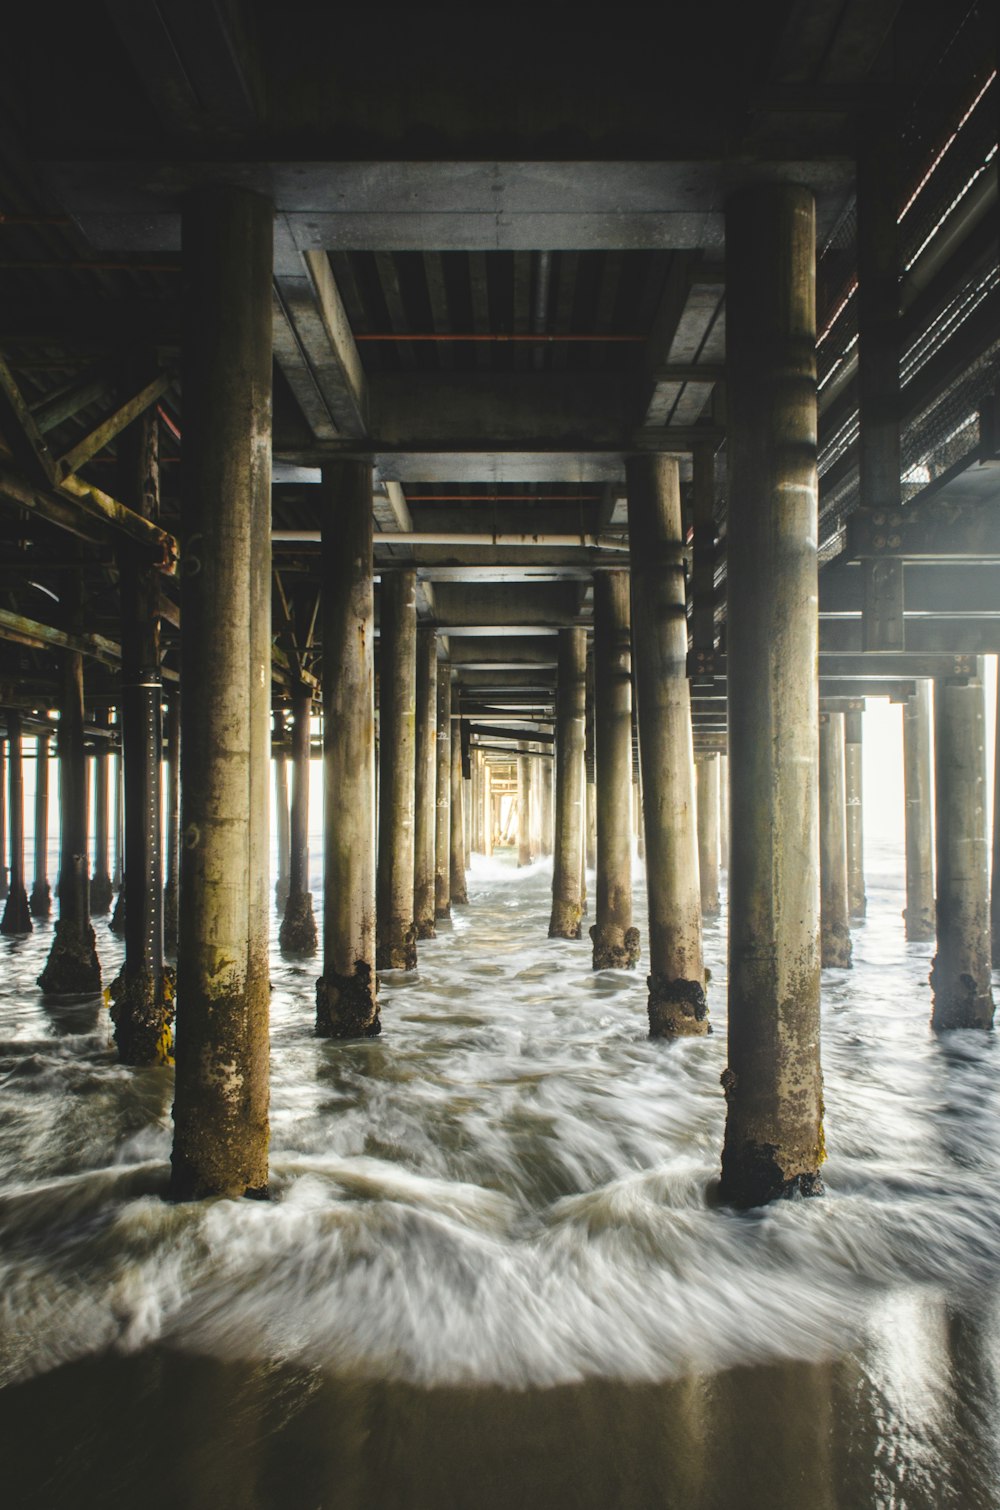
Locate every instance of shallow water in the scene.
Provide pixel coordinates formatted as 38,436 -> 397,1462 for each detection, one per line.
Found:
3,844 -> 1000,1508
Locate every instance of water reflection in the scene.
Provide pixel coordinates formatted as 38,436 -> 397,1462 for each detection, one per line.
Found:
2,849 -> 1000,1507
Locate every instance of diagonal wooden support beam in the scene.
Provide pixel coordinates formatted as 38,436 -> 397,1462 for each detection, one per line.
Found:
273,233 -> 368,440
57,372 -> 172,478
0,354 -> 58,485
31,368 -> 112,435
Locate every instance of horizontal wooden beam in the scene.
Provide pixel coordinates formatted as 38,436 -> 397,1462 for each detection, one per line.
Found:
0,606 -> 121,666
0,460 -> 178,568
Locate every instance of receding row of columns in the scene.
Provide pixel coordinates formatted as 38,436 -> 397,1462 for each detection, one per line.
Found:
7,181 -> 998,1214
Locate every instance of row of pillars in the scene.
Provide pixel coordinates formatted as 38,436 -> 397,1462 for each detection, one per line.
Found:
7,182 -> 997,1212
0,717 -> 178,937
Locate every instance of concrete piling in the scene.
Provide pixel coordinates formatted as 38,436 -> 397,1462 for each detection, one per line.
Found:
171,186 -> 273,1199
903,682 -> 935,942
435,667 -> 452,918
414,625 -> 438,938
450,684 -> 468,905
845,710 -> 866,920
548,626 -> 586,938
376,569 -> 418,969
279,686 -> 317,953
316,461 -> 379,1039
719,183 -> 824,1207
931,673 -> 994,1029
29,730 -> 51,919
696,753 -> 721,921
819,712 -> 852,969
627,454 -> 706,1034
0,712 -> 31,934
591,570 -> 639,970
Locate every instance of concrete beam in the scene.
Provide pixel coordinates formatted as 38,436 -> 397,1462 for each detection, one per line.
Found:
846,499 -> 1000,561
820,561 -> 1000,615
272,237 -> 368,439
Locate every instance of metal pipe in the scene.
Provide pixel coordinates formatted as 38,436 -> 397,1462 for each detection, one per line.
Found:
353,332 -> 642,343
272,530 -> 629,550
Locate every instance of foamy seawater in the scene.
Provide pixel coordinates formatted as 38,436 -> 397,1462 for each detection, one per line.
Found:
3,840 -> 1000,1508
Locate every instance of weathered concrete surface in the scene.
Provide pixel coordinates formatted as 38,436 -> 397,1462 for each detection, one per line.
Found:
377,569 -> 418,969
450,684 -> 468,905
931,675 -> 994,1030
517,744 -> 532,867
819,712 -> 852,969
719,184 -> 824,1208
590,571 -> 639,970
171,187 -> 272,1200
903,682 -> 935,941
549,627 -> 586,939
0,713 -> 31,934
414,625 -> 438,939
696,753 -> 721,921
273,709 -> 291,910
316,460 -> 379,1039
844,709 -> 866,919
29,730 -> 51,918
163,696 -> 179,950
279,687 -> 317,953
434,666 -> 452,918
627,455 -> 705,1035
113,404 -> 170,1064
39,647 -> 101,995
90,709 -> 114,915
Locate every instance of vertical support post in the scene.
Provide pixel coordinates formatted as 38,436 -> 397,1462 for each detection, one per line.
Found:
549,626 -> 586,937
994,665 -> 1000,966
819,712 -> 852,968
931,673 -> 994,1029
171,186 -> 272,1200
0,712 -> 31,933
90,708 -> 113,913
0,735 -> 6,899
483,760 -> 494,856
376,569 -> 418,969
274,708 -> 291,910
39,630 -> 101,994
517,742 -> 532,867
591,569 -> 639,969
279,686 -> 317,951
30,730 -> 51,918
112,740 -> 124,890
435,665 -> 452,917
470,748 -> 482,855
858,128 -> 904,653
844,708 -> 866,919
163,693 -> 180,950
539,755 -> 553,856
696,752 -> 721,920
720,184 -> 823,1207
316,461 -> 379,1037
414,624 -> 438,938
585,654 -> 597,876
903,681 -> 935,941
690,443 -> 718,658
111,401 -> 169,1063
627,454 -> 706,1034
450,684 -> 468,904
719,752 -> 729,872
